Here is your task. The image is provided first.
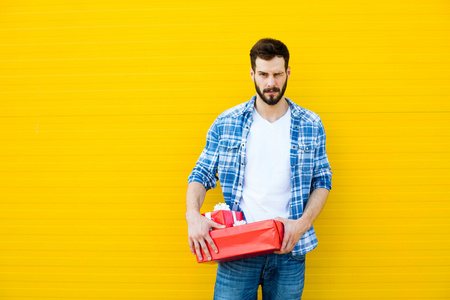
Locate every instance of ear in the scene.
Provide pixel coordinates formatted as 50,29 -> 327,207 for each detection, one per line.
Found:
287,66 -> 291,79
250,67 -> 255,81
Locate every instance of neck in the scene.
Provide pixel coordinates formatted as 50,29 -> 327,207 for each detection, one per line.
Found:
254,96 -> 289,123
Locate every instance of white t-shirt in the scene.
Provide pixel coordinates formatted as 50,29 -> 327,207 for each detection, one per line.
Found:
240,107 -> 292,223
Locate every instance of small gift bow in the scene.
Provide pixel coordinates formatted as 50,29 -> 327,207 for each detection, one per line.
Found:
233,220 -> 247,226
214,202 -> 230,211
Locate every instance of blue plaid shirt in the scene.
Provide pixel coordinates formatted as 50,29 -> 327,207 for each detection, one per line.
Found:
188,96 -> 332,255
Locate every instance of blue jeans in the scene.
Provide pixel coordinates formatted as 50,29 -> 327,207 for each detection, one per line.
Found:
214,253 -> 306,300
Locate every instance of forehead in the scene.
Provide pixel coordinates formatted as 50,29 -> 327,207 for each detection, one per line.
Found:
254,56 -> 286,72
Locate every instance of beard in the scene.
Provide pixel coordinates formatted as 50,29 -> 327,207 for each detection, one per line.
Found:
254,79 -> 288,106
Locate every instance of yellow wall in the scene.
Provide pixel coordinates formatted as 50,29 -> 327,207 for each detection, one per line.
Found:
1,0 -> 449,299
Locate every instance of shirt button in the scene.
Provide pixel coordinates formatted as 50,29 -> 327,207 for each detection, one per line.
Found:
239,182 -> 242,186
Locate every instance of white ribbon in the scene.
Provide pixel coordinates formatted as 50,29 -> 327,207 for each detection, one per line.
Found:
232,211 -> 237,224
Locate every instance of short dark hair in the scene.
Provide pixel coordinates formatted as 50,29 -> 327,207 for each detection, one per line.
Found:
250,38 -> 290,71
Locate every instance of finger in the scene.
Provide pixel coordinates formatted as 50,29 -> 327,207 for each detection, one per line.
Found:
209,220 -> 226,229
276,236 -> 289,254
193,240 -> 203,261
274,248 -> 288,254
281,234 -> 290,251
281,241 -> 288,252
205,235 -> 218,254
188,238 -> 195,255
284,238 -> 297,254
199,239 -> 212,261
282,241 -> 291,253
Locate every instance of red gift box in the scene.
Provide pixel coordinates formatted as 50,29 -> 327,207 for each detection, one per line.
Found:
197,219 -> 284,263
202,210 -> 244,228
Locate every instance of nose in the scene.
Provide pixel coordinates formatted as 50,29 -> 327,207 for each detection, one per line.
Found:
267,75 -> 275,88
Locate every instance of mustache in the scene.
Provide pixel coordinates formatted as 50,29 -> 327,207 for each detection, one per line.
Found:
263,87 -> 280,93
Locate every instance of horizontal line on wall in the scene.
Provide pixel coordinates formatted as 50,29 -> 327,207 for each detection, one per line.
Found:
0,71 -> 230,78
2,56 -> 450,63
1,111 -> 449,118
0,7 -> 259,14
0,167 -> 446,172
2,89 -> 450,96
0,146 -> 448,152
0,278 -> 448,285
2,40 -> 450,47
0,23 -> 257,30
2,23 -> 450,31
1,216 -> 448,220
1,6 -> 449,15
0,201 -> 447,206
0,232 -> 448,237
0,88 -> 214,93
0,55 -> 233,61
3,73 -> 450,79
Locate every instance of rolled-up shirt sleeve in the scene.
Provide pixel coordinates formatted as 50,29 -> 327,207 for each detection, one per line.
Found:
311,120 -> 332,191
188,119 -> 220,191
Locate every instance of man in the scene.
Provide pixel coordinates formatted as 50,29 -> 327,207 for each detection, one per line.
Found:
186,38 -> 332,299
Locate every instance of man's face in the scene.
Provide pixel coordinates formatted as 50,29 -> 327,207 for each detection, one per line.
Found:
251,56 -> 290,106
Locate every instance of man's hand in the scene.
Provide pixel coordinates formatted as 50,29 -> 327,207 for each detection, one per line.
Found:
274,188 -> 329,254
273,217 -> 311,254
186,210 -> 225,261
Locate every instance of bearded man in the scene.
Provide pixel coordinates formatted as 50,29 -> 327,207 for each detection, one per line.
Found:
186,38 -> 332,300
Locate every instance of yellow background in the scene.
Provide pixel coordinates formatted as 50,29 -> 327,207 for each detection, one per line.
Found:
1,0 -> 449,299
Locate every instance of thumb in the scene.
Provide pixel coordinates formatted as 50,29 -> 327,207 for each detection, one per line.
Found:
274,216 -> 285,223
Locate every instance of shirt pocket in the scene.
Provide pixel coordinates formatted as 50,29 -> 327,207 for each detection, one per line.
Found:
218,139 -> 241,171
297,144 -> 315,172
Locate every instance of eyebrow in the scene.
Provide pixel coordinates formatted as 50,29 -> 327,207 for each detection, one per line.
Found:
257,71 -> 284,75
